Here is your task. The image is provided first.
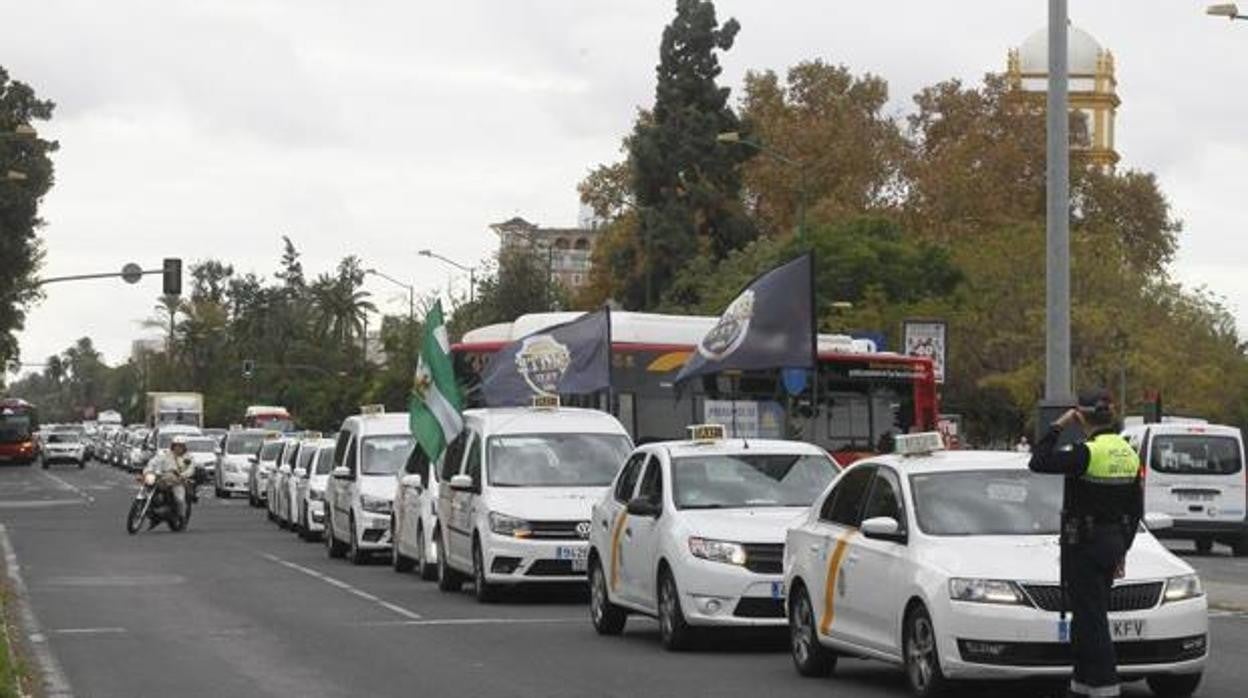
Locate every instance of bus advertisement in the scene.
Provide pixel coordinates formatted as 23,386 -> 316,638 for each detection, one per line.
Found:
453,312 -> 938,465
0,398 -> 39,465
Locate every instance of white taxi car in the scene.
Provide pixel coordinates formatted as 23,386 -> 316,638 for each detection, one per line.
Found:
293,439 -> 336,541
436,403 -> 632,602
266,437 -> 302,526
587,426 -> 841,650
215,429 -> 275,498
325,407 -> 414,564
784,434 -> 1207,698
391,441 -> 442,581
249,438 -> 285,508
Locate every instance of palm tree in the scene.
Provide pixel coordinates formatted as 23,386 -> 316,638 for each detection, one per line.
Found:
310,275 -> 376,354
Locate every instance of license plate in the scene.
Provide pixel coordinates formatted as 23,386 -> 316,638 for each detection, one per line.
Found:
555,546 -> 588,572
1110,618 -> 1146,639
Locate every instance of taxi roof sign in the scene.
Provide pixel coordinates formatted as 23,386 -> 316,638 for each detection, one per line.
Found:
303,431 -> 323,439
687,424 -> 727,443
360,404 -> 386,416
894,432 -> 945,457
530,395 -> 560,410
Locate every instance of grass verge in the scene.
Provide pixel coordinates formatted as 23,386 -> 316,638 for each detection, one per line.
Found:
0,585 -> 32,698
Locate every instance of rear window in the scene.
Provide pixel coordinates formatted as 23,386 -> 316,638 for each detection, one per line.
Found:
1150,434 -> 1242,476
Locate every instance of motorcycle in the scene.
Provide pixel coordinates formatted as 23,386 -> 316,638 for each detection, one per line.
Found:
126,471 -> 194,534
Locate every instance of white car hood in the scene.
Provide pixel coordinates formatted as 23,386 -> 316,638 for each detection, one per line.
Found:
309,474 -> 328,493
358,475 -> 396,501
677,507 -> 807,544
487,486 -> 606,521
919,532 -> 1192,583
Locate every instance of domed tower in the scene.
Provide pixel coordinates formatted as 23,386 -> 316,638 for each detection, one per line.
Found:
1007,23 -> 1120,169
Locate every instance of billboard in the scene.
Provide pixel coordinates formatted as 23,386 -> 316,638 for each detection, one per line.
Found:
902,320 -> 947,384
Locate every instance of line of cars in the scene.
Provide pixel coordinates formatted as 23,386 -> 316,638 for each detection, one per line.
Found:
246,403 -> 1209,697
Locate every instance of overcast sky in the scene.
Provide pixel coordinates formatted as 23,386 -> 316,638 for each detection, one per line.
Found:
3,0 -> 1244,373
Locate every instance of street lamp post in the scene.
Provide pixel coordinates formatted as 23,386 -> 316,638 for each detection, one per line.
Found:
1208,3 -> 1248,19
418,249 -> 476,303
717,131 -> 808,241
365,267 -> 416,361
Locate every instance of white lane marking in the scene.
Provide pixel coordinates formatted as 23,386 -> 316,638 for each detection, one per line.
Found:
39,471 -> 94,503
52,628 -> 127,636
357,617 -> 582,628
260,554 -> 423,620
0,524 -> 74,697
0,500 -> 83,509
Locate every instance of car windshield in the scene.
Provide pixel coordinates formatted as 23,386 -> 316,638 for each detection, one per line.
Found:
315,448 -> 334,475
259,441 -> 284,461
672,453 -> 839,509
487,433 -> 632,487
185,440 -> 216,453
47,432 -> 80,444
0,414 -> 32,442
1150,434 -> 1242,476
226,433 -> 269,455
158,432 -> 198,449
361,435 -> 415,476
910,469 -> 1063,536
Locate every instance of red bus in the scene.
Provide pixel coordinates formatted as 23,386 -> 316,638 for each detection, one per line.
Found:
453,312 -> 938,464
243,405 -> 295,433
0,398 -> 39,465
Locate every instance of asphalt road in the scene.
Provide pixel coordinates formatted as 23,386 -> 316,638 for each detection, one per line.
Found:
0,461 -> 1245,698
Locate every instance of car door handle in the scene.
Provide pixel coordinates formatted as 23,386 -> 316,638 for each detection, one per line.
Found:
624,528 -> 632,538
808,544 -> 822,554
600,520 -> 609,529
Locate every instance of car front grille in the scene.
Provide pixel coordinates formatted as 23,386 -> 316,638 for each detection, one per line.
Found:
1022,582 -> 1163,613
527,520 -> 591,540
733,597 -> 785,619
525,560 -> 584,577
741,543 -> 784,575
957,634 -> 1207,666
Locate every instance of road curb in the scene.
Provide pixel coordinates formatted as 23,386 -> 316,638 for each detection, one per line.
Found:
0,524 -> 73,698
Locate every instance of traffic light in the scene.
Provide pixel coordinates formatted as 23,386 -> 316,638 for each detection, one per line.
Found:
242,359 -> 255,378
162,257 -> 182,296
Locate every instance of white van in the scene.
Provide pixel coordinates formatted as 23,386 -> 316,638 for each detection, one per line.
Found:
435,405 -> 633,602
1123,422 -> 1247,555
324,408 -> 415,564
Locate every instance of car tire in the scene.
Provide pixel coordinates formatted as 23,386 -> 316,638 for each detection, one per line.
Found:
790,585 -> 836,677
214,487 -> 225,499
473,539 -> 500,603
418,524 -> 438,582
436,529 -> 462,592
589,558 -> 627,636
392,521 -> 416,573
78,460 -> 85,469
1146,672 -> 1202,697
41,462 -> 48,470
348,516 -> 369,565
326,513 -> 348,559
1195,537 -> 1214,555
903,604 -> 950,698
249,492 -> 259,508
658,568 -> 695,651
1233,535 -> 1248,558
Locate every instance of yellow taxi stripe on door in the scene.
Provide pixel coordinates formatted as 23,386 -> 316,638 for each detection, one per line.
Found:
609,510 -> 629,592
819,530 -> 856,636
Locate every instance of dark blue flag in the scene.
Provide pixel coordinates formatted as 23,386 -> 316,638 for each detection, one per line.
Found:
482,308 -> 613,407
675,253 -> 815,384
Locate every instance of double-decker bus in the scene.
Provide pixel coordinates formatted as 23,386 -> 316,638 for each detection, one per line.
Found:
0,398 -> 39,465
454,312 -> 938,464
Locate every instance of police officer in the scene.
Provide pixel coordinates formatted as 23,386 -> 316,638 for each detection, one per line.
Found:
1029,389 -> 1142,698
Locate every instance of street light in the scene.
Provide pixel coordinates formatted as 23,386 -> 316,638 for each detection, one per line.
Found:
717,131 -> 808,241
365,267 -> 417,362
418,249 -> 477,303
1208,3 -> 1247,19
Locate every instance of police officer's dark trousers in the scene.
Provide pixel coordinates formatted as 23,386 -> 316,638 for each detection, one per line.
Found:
1065,524 -> 1128,696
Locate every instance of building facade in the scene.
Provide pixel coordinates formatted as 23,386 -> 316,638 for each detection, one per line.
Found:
490,216 -> 602,291
1007,23 -> 1120,169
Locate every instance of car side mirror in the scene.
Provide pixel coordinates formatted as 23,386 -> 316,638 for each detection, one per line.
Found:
1144,512 -> 1174,532
401,474 -> 424,490
449,474 -> 473,491
248,456 -> 258,464
860,516 -> 906,543
626,497 -> 661,518
332,466 -> 353,480
278,465 -> 292,475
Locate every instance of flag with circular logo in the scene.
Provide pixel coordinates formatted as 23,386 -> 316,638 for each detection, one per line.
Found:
481,308 -> 613,407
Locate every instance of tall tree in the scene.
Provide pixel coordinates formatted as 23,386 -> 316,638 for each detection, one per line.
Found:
0,66 -> 57,366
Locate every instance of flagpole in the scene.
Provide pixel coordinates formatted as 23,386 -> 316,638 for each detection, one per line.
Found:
807,252 -> 819,446
604,304 -> 614,417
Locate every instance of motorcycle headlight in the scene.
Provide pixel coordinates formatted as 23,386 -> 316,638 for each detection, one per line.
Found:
1163,574 -> 1204,603
143,472 -> 157,486
359,494 -> 392,514
687,537 -> 747,567
949,578 -> 1027,605
489,512 -> 532,538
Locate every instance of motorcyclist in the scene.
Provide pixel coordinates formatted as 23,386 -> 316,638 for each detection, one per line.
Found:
143,434 -> 195,523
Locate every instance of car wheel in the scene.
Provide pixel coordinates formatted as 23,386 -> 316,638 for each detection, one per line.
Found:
348,516 -> 369,565
326,513 -> 348,559
589,558 -> 627,635
1233,535 -> 1248,558
1195,537 -> 1214,555
903,605 -> 950,697
78,460 -> 85,469
1146,672 -> 1202,697
436,529 -> 462,592
473,539 -> 500,603
418,524 -> 438,582
41,461 -> 48,470
214,487 -> 225,499
248,492 -> 259,508
657,568 -> 695,651
790,585 -> 836,677
392,520 -> 416,573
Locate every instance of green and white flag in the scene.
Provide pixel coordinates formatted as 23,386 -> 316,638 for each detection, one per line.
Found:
409,300 -> 463,463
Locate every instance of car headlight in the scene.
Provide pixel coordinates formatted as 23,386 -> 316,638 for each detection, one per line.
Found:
359,494 -> 392,514
489,512 -> 532,538
308,489 -> 324,502
949,578 -> 1027,605
143,472 -> 157,486
688,537 -> 747,566
1163,574 -> 1204,603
